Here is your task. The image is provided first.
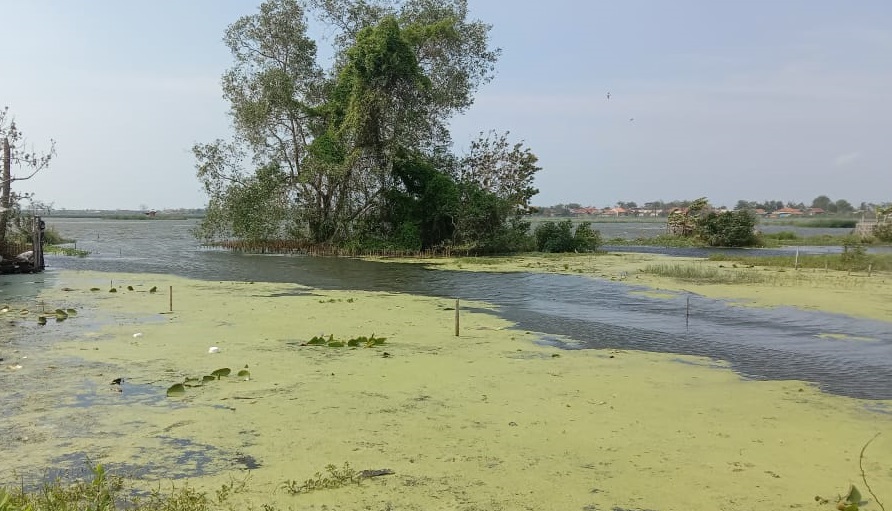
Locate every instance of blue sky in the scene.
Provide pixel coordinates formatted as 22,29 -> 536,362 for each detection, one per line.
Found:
2,0 -> 891,210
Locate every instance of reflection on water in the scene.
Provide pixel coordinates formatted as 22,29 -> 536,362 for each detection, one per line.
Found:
33,218 -> 892,399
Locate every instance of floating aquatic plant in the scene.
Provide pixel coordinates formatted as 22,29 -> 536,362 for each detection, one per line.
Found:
282,463 -> 361,495
165,366 -> 249,398
303,334 -> 386,349
149,286 -> 158,293
166,384 -> 186,397
211,368 -> 231,379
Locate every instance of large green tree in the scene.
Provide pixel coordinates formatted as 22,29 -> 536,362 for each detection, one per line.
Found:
195,0 -> 536,251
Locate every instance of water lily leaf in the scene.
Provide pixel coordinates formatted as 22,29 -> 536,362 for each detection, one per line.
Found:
109,288 -> 117,293
37,316 -> 47,325
211,368 -> 231,378
327,341 -> 345,348
307,336 -> 326,346
184,377 -> 200,383
166,383 -> 186,397
149,286 -> 158,293
237,369 -> 250,378
66,308 -> 77,315
347,338 -> 361,347
202,375 -> 216,382
127,286 -> 134,291
90,287 -> 100,291
846,485 -> 862,505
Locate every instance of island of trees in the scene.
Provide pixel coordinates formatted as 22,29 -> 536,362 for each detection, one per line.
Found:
194,0 -> 540,254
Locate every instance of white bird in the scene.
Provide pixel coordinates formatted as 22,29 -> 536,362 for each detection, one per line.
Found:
208,346 -> 220,354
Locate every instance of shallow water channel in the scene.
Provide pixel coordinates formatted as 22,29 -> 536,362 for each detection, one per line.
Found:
7,218 -> 892,400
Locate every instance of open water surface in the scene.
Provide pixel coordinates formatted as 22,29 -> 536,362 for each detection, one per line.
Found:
5,218 -> 892,400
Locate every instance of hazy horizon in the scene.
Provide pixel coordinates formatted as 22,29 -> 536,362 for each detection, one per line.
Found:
2,0 -> 891,210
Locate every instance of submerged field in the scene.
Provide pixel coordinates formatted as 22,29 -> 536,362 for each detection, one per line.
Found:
1,268 -> 891,510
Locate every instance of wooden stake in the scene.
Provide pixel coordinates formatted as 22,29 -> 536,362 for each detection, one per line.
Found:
454,299 -> 460,337
169,286 -> 173,312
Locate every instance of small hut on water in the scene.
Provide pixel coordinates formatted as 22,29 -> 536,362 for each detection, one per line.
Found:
0,215 -> 45,274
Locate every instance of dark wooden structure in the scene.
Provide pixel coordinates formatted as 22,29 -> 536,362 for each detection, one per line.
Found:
0,215 -> 45,274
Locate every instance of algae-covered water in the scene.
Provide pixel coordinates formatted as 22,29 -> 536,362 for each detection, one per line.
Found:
31,218 -> 892,400
2,219 -> 891,510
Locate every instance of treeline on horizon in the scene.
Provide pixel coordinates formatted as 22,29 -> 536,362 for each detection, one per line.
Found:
535,195 -> 890,217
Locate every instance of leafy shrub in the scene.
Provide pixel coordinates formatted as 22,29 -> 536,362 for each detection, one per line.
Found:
534,220 -> 601,252
873,222 -> 892,243
697,210 -> 758,247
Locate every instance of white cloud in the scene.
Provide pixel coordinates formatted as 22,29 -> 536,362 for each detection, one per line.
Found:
833,151 -> 862,167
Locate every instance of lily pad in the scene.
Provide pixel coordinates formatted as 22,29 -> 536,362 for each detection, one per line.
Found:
166,383 -> 186,397
306,336 -> 326,346
37,316 -> 47,326
237,369 -> 251,379
202,375 -> 216,383
327,341 -> 345,348
66,308 -> 77,315
211,368 -> 231,378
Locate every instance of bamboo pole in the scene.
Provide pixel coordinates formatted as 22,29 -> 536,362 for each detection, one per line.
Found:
454,299 -> 460,337
169,286 -> 173,312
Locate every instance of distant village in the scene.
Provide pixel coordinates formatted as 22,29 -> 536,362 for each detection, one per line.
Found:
532,198 -> 884,219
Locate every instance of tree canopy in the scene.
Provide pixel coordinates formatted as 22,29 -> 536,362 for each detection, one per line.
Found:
195,0 -> 535,252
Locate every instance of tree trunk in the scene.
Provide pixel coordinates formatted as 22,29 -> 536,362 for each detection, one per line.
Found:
0,137 -> 11,242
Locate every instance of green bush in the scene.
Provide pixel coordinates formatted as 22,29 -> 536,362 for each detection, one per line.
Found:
874,223 -> 892,243
534,220 -> 601,253
698,210 -> 758,247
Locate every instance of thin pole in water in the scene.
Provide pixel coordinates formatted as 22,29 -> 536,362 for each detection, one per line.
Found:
685,295 -> 690,329
794,249 -> 800,270
454,299 -> 460,337
169,286 -> 173,312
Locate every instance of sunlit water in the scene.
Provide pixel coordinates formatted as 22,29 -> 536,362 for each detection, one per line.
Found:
4,217 -> 891,400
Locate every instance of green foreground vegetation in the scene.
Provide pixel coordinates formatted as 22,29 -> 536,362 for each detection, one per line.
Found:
0,464 -> 261,511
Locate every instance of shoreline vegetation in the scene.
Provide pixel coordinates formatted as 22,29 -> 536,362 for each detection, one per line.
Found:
1,269 -> 890,510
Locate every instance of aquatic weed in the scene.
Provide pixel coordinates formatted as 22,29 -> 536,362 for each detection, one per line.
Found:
282,463 -> 361,495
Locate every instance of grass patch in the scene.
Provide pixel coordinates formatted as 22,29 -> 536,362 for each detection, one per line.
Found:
607,234 -> 705,248
44,245 -> 90,257
763,218 -> 858,228
642,263 -> 768,284
708,252 -> 892,272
